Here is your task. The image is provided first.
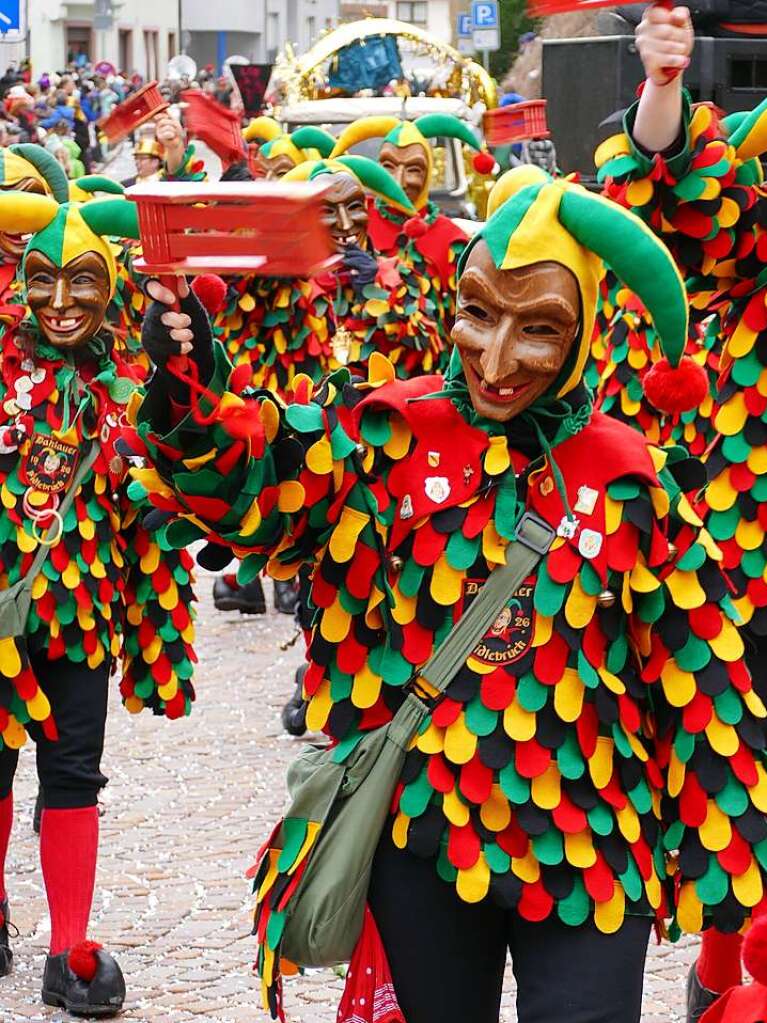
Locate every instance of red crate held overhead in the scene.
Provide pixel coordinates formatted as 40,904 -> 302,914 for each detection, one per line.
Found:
126,181 -> 340,279
181,90 -> 246,168
484,100 -> 550,146
97,81 -> 169,144
528,0 -> 670,17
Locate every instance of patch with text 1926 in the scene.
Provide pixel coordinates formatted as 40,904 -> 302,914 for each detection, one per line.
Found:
460,575 -> 535,668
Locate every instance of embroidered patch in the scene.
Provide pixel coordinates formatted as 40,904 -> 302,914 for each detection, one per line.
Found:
21,434 -> 81,494
460,576 -> 535,668
424,476 -> 450,504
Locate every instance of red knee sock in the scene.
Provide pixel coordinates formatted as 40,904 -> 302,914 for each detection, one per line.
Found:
40,806 -> 99,955
0,793 -> 11,901
697,929 -> 744,993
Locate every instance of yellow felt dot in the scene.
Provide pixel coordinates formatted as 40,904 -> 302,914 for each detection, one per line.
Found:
465,654 -> 497,675
61,560 -> 80,590
709,619 -> 744,662
595,132 -> 630,166
391,588 -> 417,625
306,679 -> 331,732
726,320 -> 757,361
594,885 -> 625,935
443,785 -> 470,827
383,416 -> 411,460
78,517 -> 95,541
1,484 -> 15,510
744,688 -> 767,719
76,607 -> 96,632
139,545 -> 162,577
531,763 -> 561,810
239,292 -> 256,312
733,857 -> 763,908
480,784 -> 511,832
305,436 -> 333,476
0,637 -> 21,679
277,481 -> 305,514
2,716 -> 26,749
616,803 -> 640,844
511,849 -> 539,883
700,799 -> 732,852
457,854 -> 490,903
351,664 -> 382,709
677,881 -> 703,934
26,688 -> 51,722
554,668 -> 584,723
328,506 -> 369,564
31,574 -> 47,600
735,518 -> 764,553
564,830 -> 597,869
604,496 -> 623,535
87,644 -> 106,670
532,613 -> 553,649
645,870 -> 663,911
597,667 -> 626,696
319,598 -> 351,644
124,696 -> 143,714
705,716 -> 739,757
158,579 -> 179,611
485,436 -> 510,476
588,737 -> 614,790
660,661 -> 696,708
715,391 -> 749,435
503,699 -> 536,742
430,554 -> 463,607
444,713 -> 477,765
481,523 -> 506,567
416,720 -> 444,755
664,569 -> 705,610
158,679 -> 178,701
748,445 -> 767,475
16,528 -> 36,554
630,560 -> 660,593
564,575 -> 596,630
626,177 -> 653,206
668,749 -> 686,799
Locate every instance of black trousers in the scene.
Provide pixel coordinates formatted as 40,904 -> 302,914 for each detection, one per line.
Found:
0,653 -> 109,808
369,833 -> 652,1023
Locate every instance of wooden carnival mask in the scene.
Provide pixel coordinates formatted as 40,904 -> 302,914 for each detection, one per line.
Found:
378,141 -> 430,208
26,249 -> 112,349
0,149 -> 50,261
319,173 -> 369,253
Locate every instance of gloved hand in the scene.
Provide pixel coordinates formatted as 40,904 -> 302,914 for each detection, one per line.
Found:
142,277 -> 215,403
341,244 -> 379,299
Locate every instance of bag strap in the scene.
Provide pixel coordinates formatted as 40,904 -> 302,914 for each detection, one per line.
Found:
24,441 -> 99,584
418,510 -> 556,696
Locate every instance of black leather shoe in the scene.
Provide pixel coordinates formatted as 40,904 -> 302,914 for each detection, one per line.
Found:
42,944 -> 125,1017
273,578 -> 298,615
687,964 -> 720,1023
0,899 -> 12,977
213,575 -> 266,614
282,665 -> 308,737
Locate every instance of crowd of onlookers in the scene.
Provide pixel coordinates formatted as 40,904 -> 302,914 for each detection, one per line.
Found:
0,58 -> 240,179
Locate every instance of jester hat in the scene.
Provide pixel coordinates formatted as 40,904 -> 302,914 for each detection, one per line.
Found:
464,166 -> 700,409
284,154 -> 416,215
243,115 -> 335,167
0,143 -> 51,193
330,114 -> 494,210
0,144 -> 139,297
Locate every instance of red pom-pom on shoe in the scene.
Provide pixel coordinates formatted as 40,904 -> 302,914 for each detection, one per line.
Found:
743,916 -> 767,987
643,355 -> 709,415
473,150 -> 496,175
68,941 -> 102,982
403,216 -> 428,239
191,274 -> 227,315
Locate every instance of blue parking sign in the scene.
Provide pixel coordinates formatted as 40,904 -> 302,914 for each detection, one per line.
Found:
0,0 -> 20,31
471,1 -> 498,28
457,13 -> 472,37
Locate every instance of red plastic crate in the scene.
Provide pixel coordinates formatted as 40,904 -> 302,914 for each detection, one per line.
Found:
181,90 -> 246,168
484,101 -> 550,145
97,81 -> 169,144
528,0 -> 658,14
126,181 -> 340,278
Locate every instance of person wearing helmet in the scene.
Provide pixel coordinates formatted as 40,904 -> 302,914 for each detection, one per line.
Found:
131,165 -> 763,1023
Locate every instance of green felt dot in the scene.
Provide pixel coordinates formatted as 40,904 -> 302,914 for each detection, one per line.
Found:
517,672 -> 548,713
485,842 -> 511,874
731,349 -> 762,388
532,827 -> 564,866
674,727 -> 696,764
533,560 -> 567,617
446,531 -> 481,572
611,723 -> 632,760
587,803 -> 614,837
465,696 -> 498,737
675,634 -> 712,673
437,840 -> 458,884
360,410 -> 392,447
557,876 -> 590,926
627,778 -> 652,815
607,480 -> 640,501
663,821 -> 684,852
721,433 -> 751,466
637,585 -> 666,625
695,856 -> 728,906
400,558 -> 425,598
714,773 -> 748,817
577,651 -> 600,690
400,768 -> 433,818
619,855 -> 644,903
579,562 -> 603,597
499,761 -> 531,805
557,732 -> 585,780
606,633 -> 628,674
713,688 -> 743,727
706,505 -> 741,542
676,543 -> 707,573
378,645 -> 412,686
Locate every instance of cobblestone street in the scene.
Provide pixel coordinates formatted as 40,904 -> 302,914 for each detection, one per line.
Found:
0,571 -> 699,1023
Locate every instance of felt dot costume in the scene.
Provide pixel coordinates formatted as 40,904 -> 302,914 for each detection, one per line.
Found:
130,166 -> 767,1023
0,146 -> 196,1016
329,114 -> 492,345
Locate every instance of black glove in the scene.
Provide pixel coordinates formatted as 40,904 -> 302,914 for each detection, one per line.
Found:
341,244 -> 379,299
142,284 -> 215,403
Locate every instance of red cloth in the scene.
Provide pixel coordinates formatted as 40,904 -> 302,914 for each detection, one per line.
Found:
366,203 -> 467,285
700,982 -> 767,1023
40,807 -> 99,955
338,907 -> 406,1023
0,793 -> 11,901
698,930 -> 744,994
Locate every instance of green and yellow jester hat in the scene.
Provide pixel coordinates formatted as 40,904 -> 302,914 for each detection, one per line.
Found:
0,144 -> 139,298
243,116 -> 335,167
465,166 -> 704,413
329,114 -> 495,210
283,154 -> 416,215
0,142 -> 58,195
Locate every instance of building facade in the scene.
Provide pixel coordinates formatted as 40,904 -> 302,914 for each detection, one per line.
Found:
339,0 -> 459,43
0,0 -> 180,77
180,0 -> 340,70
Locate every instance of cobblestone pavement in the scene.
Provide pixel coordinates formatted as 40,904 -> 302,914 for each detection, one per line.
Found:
1,576 -> 700,1023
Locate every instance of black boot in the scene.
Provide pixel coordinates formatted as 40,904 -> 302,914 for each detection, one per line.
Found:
33,788 -> 42,835
212,575 -> 266,614
273,578 -> 298,615
281,665 -> 308,737
42,943 -> 125,1017
0,899 -> 12,977
686,964 -> 720,1023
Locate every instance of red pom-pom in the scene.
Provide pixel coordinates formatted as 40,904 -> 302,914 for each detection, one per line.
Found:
220,399 -> 265,447
473,150 -> 496,175
744,917 -> 767,987
68,941 -> 102,982
643,355 -> 709,415
191,274 -> 227,315
403,216 -> 429,239
230,363 -> 253,395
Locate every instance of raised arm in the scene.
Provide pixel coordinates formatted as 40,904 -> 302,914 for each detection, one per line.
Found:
632,5 -> 694,154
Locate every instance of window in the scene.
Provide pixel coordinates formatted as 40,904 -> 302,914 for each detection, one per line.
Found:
396,1 -> 427,26
143,29 -> 159,79
119,29 -> 133,74
730,56 -> 767,90
168,31 -> 177,60
66,25 -> 92,64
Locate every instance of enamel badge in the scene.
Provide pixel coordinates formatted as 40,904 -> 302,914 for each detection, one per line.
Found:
400,494 -> 414,520
428,451 -> 441,468
556,516 -> 579,540
574,485 -> 598,516
578,528 -> 603,560
22,434 -> 81,494
424,476 -> 450,504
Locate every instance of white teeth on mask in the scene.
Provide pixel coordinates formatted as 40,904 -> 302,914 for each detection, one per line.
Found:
499,387 -> 516,396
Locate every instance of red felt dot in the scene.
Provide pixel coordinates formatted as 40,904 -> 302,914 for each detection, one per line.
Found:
480,668 -> 516,711
679,771 -> 708,828
515,738 -> 551,779
743,914 -> 767,987
518,880 -> 554,922
717,828 -> 753,876
584,852 -> 615,903
427,754 -> 454,795
447,822 -> 481,869
473,150 -> 496,175
497,815 -> 529,858
682,690 -> 713,734
689,604 -> 724,641
459,754 -> 493,805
